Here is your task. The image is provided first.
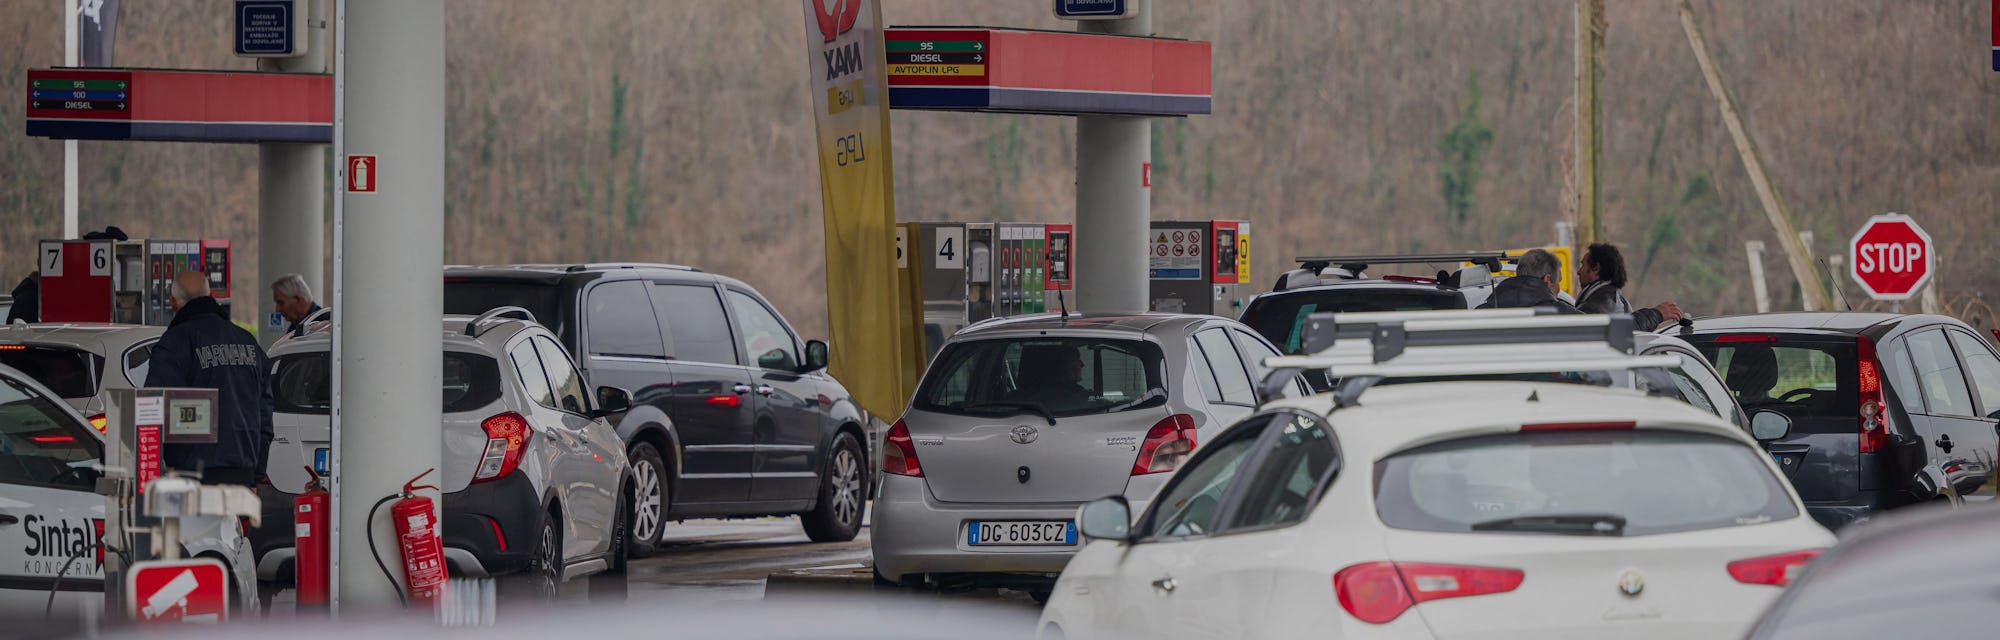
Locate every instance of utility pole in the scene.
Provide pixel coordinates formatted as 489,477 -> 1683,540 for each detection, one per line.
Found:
1573,0 -> 1605,247
332,0 -> 445,611
62,0 -> 78,238
259,0 -> 328,344
1073,0 -> 1151,313
1675,0 -> 1830,310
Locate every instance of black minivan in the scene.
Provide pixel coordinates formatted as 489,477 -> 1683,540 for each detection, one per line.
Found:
444,264 -> 871,555
1684,312 -> 2000,529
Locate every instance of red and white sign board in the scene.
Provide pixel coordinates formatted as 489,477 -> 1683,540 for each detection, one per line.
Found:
127,558 -> 229,624
346,154 -> 377,193
1849,213 -> 1933,301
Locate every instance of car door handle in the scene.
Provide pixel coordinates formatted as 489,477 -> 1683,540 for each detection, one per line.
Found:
1151,576 -> 1176,593
732,384 -> 753,395
0,514 -> 16,526
756,385 -> 774,396
1936,434 -> 1955,453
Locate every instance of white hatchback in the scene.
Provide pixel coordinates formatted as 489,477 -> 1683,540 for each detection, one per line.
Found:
1040,382 -> 1835,640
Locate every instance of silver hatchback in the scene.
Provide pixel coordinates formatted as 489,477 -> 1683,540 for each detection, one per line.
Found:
255,309 -> 631,601
871,313 -> 1296,593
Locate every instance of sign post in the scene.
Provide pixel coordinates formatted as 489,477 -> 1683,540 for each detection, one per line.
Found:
1849,213 -> 1933,301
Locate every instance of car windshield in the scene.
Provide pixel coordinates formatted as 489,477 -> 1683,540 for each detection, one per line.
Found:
914,337 -> 1166,418
443,279 -> 561,333
1242,289 -> 1462,354
0,345 -> 101,399
273,351 -> 503,415
1375,429 -> 1797,536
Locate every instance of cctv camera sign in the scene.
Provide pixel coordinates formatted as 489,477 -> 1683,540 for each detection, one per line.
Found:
127,558 -> 229,624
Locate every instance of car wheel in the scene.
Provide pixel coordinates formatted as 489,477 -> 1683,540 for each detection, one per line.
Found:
626,442 -> 670,557
801,432 -> 865,542
500,514 -> 560,603
588,491 -> 630,602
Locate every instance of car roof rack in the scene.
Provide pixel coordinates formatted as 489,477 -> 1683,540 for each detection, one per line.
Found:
1257,310 -> 1674,407
467,306 -> 538,338
565,262 -> 703,273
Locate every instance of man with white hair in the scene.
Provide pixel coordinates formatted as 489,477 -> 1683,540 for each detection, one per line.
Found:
145,270 -> 274,488
270,273 -> 322,337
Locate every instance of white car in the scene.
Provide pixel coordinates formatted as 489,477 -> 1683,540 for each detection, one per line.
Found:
0,323 -> 167,432
1041,314 -> 1836,640
0,364 -> 257,627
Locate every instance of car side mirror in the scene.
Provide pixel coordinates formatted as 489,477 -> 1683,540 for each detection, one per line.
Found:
801,339 -> 830,373
1077,496 -> 1133,543
1749,409 -> 1792,442
594,386 -> 632,417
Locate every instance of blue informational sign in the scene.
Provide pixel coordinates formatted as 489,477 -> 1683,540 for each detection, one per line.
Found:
235,0 -> 294,56
1054,0 -> 1130,20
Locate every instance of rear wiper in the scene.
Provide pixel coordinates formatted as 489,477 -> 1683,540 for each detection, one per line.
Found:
1470,513 -> 1627,536
959,401 -> 1057,426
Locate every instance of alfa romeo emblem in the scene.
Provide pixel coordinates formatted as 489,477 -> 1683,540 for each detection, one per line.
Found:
1009,424 -> 1039,445
1617,569 -> 1645,597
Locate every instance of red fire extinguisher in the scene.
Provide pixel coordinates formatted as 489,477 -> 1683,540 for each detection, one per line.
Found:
391,469 -> 449,607
294,467 -> 330,610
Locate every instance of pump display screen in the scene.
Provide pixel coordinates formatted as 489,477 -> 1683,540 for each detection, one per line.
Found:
166,396 -> 215,442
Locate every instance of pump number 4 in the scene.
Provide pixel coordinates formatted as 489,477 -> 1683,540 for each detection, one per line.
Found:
935,226 -> 964,270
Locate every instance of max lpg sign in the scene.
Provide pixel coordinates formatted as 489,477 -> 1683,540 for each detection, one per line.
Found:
1849,213 -> 1933,301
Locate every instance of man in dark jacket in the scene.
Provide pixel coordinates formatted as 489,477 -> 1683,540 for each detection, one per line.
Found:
5,271 -> 38,324
1576,242 -> 1682,330
145,271 -> 274,487
1478,249 -> 1581,313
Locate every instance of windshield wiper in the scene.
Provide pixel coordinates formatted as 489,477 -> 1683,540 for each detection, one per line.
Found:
958,401 -> 1057,426
1470,513 -> 1627,536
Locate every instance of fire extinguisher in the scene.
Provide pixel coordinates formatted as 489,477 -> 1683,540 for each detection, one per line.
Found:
372,469 -> 449,608
294,467 -> 330,610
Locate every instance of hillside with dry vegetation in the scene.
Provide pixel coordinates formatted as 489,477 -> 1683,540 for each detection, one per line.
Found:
3,0 -> 1996,333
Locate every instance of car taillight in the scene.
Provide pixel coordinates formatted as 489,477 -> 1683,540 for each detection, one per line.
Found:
1132,414 -> 1197,475
87,413 -> 107,433
473,412 -> 531,483
1520,421 -> 1635,432
1857,336 -> 1887,453
1728,549 -> 1821,586
1334,562 -> 1524,624
883,419 -> 923,477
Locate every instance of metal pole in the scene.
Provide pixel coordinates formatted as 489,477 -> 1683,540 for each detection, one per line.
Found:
333,0 -> 444,611
258,0 -> 329,345
1745,241 -> 1771,313
1073,0 -> 1151,314
63,0 -> 78,239
1573,0 -> 1604,247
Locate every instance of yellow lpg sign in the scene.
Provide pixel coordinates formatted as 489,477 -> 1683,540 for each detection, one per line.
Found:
802,0 -> 917,418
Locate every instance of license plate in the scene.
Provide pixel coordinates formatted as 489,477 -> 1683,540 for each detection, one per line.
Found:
314,448 -> 329,476
967,520 -> 1076,546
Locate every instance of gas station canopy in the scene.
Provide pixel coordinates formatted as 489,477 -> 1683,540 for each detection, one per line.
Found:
25,68 -> 331,143
885,28 -> 1210,116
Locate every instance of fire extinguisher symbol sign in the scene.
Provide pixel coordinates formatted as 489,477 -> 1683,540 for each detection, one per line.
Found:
346,155 -> 377,193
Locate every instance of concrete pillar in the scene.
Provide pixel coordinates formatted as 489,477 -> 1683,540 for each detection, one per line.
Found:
257,0 -> 328,344
1073,0 -> 1151,314
63,0 -> 78,239
332,0 -> 445,611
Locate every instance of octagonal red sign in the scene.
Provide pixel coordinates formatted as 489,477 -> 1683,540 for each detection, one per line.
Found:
1849,213 -> 1933,300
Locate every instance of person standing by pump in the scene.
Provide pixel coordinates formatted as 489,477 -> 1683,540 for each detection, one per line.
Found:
145,271 -> 274,487
1576,243 -> 1683,329
270,273 -> 324,337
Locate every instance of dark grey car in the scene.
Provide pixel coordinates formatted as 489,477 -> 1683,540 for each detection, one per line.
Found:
1746,503 -> 2000,639
444,264 -> 870,554
1683,312 -> 2000,530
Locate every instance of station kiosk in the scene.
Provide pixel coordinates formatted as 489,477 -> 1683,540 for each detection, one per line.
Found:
1147,220 -> 1252,317
36,239 -> 233,325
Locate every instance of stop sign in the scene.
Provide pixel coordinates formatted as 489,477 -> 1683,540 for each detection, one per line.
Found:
1849,213 -> 1933,300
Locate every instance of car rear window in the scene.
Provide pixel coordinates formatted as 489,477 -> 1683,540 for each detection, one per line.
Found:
1374,429 -> 1797,536
1690,335 -> 1856,425
0,376 -> 102,489
1242,289 -> 1463,354
0,346 -> 102,399
915,337 -> 1166,418
443,279 -> 562,333
273,351 -> 504,415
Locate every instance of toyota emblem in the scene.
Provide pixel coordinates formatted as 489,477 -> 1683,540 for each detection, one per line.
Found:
1617,569 -> 1645,597
1010,424 -> 1040,445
